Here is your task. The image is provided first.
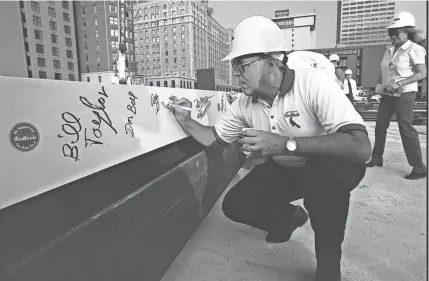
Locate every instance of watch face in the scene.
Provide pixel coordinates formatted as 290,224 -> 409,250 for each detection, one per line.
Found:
287,141 -> 297,151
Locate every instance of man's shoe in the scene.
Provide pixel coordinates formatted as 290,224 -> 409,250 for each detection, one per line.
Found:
266,205 -> 309,243
366,160 -> 383,167
405,171 -> 427,180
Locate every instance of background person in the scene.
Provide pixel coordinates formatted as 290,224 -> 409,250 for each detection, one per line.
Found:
343,69 -> 358,102
164,16 -> 370,281
329,54 -> 345,89
366,11 -> 427,180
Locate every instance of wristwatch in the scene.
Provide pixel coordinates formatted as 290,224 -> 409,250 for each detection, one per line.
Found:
285,136 -> 297,154
397,81 -> 404,87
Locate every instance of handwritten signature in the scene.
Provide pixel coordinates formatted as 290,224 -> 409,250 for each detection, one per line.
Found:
125,91 -> 138,138
58,86 -> 117,162
150,93 -> 160,114
194,95 -> 213,119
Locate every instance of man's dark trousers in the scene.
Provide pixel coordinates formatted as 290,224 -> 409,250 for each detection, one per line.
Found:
372,92 -> 426,172
222,156 -> 366,280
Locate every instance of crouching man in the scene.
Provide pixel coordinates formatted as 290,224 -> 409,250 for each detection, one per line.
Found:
164,16 -> 370,281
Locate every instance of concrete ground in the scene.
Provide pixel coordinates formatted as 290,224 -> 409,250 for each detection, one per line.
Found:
161,122 -> 427,281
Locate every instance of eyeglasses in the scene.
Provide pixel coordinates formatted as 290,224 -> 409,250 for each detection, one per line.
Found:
232,57 -> 270,74
388,30 -> 401,37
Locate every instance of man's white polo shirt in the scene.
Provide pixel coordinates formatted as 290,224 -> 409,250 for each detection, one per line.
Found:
214,68 -> 366,167
381,40 -> 426,93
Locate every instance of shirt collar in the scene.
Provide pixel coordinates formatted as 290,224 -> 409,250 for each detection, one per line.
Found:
251,69 -> 295,103
389,40 -> 412,54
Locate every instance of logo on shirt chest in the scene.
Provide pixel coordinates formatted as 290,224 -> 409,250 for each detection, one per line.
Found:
284,110 -> 300,118
284,110 -> 301,129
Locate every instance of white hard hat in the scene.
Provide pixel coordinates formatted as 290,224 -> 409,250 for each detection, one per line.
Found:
387,11 -> 415,29
329,54 -> 340,62
345,69 -> 353,75
221,16 -> 285,61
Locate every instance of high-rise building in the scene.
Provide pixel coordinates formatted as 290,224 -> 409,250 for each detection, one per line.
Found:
133,0 -> 239,91
271,11 -> 317,51
0,1 -> 79,81
337,0 -> 396,46
74,0 -> 135,83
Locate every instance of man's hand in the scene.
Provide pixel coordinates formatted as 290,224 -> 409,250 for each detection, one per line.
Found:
162,95 -> 192,123
238,129 -> 287,158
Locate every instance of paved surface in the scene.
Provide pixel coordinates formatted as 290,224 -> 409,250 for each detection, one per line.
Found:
161,122 -> 427,281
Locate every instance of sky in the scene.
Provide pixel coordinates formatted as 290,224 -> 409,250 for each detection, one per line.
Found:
208,0 -> 428,49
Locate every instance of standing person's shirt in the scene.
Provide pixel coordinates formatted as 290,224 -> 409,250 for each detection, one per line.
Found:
214,68 -> 366,168
381,40 -> 426,93
343,78 -> 358,97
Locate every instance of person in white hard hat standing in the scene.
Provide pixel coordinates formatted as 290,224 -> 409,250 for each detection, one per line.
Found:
329,54 -> 345,88
366,11 -> 427,180
343,69 -> 357,102
164,16 -> 370,281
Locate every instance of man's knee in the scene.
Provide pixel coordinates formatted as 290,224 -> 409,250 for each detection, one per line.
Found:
397,117 -> 418,137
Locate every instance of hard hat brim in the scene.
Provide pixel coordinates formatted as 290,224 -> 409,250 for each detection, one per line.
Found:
387,22 -> 415,29
221,50 -> 242,61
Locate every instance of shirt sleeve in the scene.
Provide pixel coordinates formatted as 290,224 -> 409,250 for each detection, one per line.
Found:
214,96 -> 248,144
306,70 -> 365,134
409,44 -> 427,65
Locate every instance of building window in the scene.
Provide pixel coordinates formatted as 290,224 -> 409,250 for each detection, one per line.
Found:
39,71 -> 47,79
24,42 -> 29,52
51,34 -> 58,43
48,7 -> 56,18
67,62 -> 74,71
62,1 -> 69,10
109,16 -> 118,25
53,60 -> 61,69
49,21 -> 57,31
82,7 -> 85,15
66,50 -> 73,59
26,56 -> 31,66
68,74 -> 75,81
52,47 -> 60,56
37,57 -> 45,67
36,43 -> 44,54
65,38 -> 72,47
55,73 -> 62,80
86,65 -> 89,73
33,15 -> 42,26
111,41 -> 119,49
93,5 -> 97,14
31,1 -> 40,12
87,77 -> 90,82
63,12 -> 70,22
109,4 -> 117,12
94,18 -> 98,26
34,29 -> 43,41
64,25 -> 71,34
